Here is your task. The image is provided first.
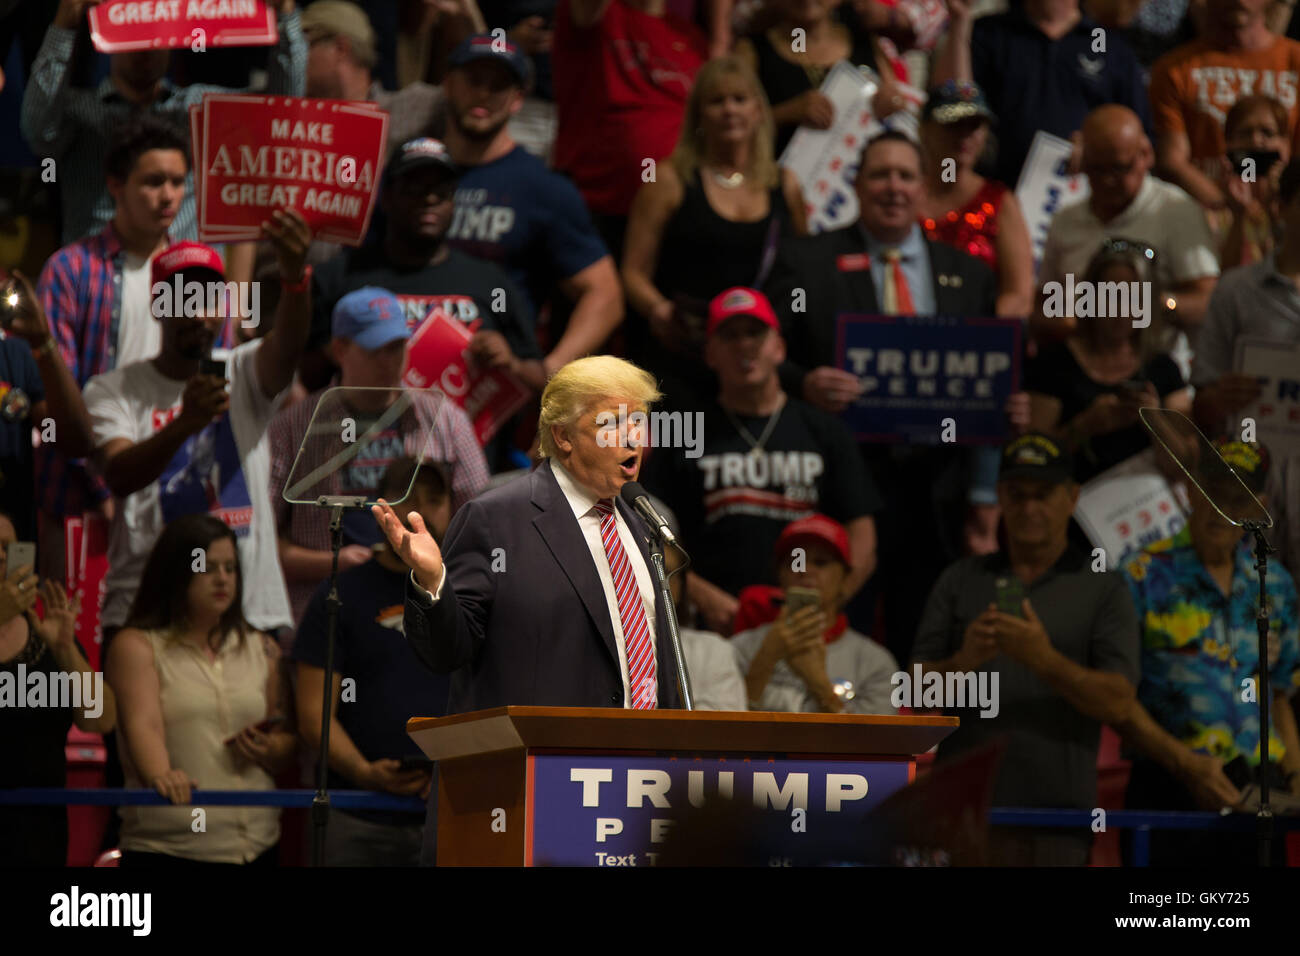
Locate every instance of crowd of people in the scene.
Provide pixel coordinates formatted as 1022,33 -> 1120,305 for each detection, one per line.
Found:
0,0 -> 1298,868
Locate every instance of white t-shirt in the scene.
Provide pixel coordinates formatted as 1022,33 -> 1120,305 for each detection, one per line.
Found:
117,252 -> 162,369
85,340 -> 291,631
1038,175 -> 1221,381
730,624 -> 900,716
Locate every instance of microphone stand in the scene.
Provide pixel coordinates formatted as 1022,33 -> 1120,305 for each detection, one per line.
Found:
310,494 -> 369,867
1244,521 -> 1277,866
646,537 -> 695,711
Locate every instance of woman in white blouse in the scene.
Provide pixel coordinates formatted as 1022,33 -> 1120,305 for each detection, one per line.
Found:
107,514 -> 296,866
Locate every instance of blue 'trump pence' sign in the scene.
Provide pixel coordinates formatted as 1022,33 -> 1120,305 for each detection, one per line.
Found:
836,314 -> 1022,445
527,753 -> 912,866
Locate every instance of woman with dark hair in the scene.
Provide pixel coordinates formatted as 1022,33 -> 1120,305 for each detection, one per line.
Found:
1219,94 -> 1290,267
106,514 -> 295,867
0,509 -> 115,866
1025,237 -> 1193,484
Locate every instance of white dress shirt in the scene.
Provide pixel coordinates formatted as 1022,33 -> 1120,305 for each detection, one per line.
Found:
411,459 -> 658,708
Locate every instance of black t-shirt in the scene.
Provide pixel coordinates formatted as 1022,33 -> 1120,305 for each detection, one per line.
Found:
1023,342 -> 1186,483
0,629 -> 81,865
642,397 -> 882,596
291,559 -> 450,824
310,245 -> 539,363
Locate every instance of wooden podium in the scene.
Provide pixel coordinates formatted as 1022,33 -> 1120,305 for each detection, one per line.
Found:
408,706 -> 957,866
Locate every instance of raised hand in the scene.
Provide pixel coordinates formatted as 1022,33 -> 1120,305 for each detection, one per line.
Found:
262,208 -> 312,283
372,498 -> 443,592
2,270 -> 55,349
33,580 -> 80,651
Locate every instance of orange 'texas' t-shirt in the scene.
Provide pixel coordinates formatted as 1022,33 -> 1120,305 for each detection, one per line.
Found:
1148,37 -> 1300,177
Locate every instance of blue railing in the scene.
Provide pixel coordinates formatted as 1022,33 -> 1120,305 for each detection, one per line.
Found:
4,789 -> 1297,866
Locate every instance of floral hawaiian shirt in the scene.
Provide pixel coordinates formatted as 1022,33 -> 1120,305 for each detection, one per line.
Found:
1121,526 -> 1300,765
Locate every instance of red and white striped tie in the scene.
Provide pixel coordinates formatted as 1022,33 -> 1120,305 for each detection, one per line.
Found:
595,498 -> 657,709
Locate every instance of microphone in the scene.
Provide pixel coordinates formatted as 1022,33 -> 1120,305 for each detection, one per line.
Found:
620,481 -> 678,547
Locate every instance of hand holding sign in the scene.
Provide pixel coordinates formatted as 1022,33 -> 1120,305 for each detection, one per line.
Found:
803,366 -> 866,414
56,0 -> 101,29
261,207 -> 312,281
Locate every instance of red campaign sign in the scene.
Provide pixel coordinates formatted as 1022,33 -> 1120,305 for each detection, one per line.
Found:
89,0 -> 276,53
196,94 -> 389,246
64,514 -> 110,672
400,308 -> 530,445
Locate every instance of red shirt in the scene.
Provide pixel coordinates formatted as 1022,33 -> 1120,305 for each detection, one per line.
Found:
553,0 -> 707,217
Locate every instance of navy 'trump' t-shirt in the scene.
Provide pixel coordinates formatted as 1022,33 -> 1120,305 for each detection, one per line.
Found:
446,145 -> 608,315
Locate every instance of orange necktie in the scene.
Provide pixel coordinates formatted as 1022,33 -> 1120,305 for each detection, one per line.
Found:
882,248 -> 916,316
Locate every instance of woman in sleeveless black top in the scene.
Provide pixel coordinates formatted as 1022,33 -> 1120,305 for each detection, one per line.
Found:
623,56 -> 807,410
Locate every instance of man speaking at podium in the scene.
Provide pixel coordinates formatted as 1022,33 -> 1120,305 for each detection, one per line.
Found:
373,355 -> 683,713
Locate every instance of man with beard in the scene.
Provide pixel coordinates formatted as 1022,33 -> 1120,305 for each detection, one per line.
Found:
441,34 -> 622,377
308,139 -> 542,426
84,212 -> 312,641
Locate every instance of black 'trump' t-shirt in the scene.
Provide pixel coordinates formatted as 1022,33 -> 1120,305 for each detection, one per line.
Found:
643,397 -> 882,595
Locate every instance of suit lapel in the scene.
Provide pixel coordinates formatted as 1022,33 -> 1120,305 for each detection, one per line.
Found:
927,241 -> 968,315
846,231 -> 880,314
530,461 -> 620,667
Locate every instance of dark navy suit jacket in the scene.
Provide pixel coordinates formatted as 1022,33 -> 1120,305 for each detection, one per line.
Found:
403,458 -> 682,713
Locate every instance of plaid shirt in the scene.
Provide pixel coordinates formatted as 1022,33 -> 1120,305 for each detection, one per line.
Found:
22,13 -> 306,243
36,223 -> 236,517
268,385 -> 491,623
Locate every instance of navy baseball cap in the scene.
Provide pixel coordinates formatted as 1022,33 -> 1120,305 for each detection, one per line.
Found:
449,33 -> 532,87
332,287 -> 409,349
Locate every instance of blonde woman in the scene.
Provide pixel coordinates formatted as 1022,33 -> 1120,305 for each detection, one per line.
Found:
107,514 -> 295,867
623,56 -> 807,406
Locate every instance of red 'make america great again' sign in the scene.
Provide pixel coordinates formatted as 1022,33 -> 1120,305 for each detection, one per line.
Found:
89,0 -> 277,53
193,94 -> 389,246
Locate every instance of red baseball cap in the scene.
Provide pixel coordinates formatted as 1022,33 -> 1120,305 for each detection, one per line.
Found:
774,513 -> 851,567
706,286 -> 780,338
151,241 -> 225,287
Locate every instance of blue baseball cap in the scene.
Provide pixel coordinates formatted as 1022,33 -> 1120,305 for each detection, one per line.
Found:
449,33 -> 532,88
331,287 -> 409,349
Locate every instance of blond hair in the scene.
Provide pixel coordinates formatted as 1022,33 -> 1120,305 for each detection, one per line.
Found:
538,356 -> 662,458
670,57 -> 780,190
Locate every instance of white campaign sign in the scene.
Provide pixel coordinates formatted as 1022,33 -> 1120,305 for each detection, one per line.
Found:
1075,448 -> 1188,570
780,62 -> 882,235
1236,338 -> 1300,457
1015,131 -> 1089,277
